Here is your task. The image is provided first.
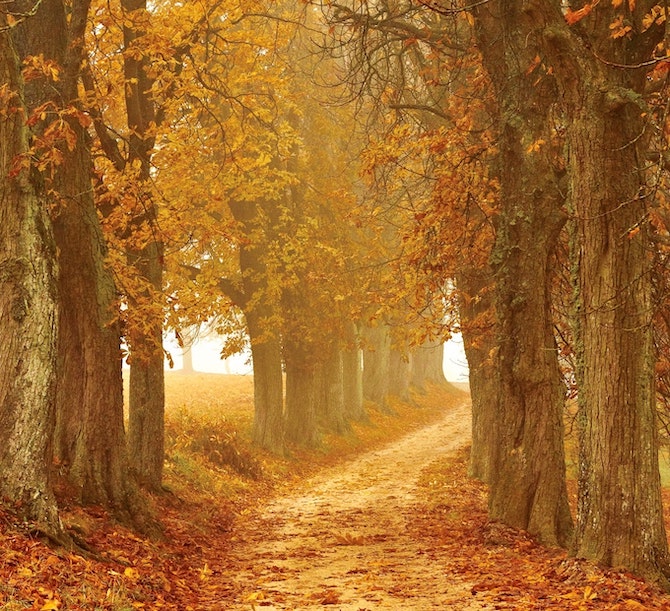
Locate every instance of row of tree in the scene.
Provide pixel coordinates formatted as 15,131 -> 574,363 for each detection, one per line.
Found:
324,0 -> 670,589
0,0 -> 453,545
3,0 -> 670,592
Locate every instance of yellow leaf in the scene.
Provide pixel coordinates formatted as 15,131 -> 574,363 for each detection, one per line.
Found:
40,600 -> 61,611
611,0 -> 624,6
526,138 -> 546,154
17,567 -> 34,578
583,585 -> 597,600
198,563 -> 212,581
123,567 -> 139,580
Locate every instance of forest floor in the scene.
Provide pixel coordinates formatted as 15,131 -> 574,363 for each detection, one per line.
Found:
2,373 -> 670,610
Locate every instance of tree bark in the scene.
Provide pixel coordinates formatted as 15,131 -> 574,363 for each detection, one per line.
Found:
0,24 -> 61,533
13,0 -> 147,526
533,0 -> 670,583
363,324 -> 392,410
247,310 -> 284,453
317,343 -> 350,434
473,0 -> 572,547
458,267 -> 497,483
284,339 -> 320,447
342,322 -> 366,421
122,0 -> 166,493
410,339 -> 447,390
228,199 -> 285,452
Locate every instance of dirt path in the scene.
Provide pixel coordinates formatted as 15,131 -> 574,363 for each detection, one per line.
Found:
226,401 -> 493,610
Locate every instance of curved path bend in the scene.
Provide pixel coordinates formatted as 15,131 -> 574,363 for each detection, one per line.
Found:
227,401 -> 492,610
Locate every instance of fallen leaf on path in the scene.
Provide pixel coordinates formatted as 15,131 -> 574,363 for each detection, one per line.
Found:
333,532 -> 367,546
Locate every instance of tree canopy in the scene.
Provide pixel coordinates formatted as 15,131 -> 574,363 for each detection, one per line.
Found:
2,0 -> 670,592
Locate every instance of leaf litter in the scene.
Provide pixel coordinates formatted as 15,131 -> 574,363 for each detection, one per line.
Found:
2,375 -> 670,609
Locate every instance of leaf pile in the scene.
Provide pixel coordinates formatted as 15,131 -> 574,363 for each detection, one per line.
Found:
0,373 -> 461,610
410,447 -> 670,610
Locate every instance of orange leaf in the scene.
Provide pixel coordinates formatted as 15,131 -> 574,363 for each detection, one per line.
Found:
525,54 -> 541,76
565,4 -> 593,25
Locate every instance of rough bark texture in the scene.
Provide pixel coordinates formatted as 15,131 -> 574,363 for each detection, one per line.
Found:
458,267 -> 497,483
532,0 -> 670,583
13,0 -> 146,525
128,330 -> 165,491
473,0 -> 572,547
0,25 -> 60,532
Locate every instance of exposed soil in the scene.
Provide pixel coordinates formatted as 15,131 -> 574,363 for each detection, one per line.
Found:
226,400 -> 493,610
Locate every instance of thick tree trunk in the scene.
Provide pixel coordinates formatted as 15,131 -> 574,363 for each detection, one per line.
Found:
458,268 -> 497,483
127,245 -> 165,491
473,0 -> 572,547
342,322 -> 366,421
284,340 -> 320,447
317,343 -> 350,434
410,339 -> 447,390
53,139 -> 138,516
14,0 -> 147,526
128,326 -> 165,491
572,101 -> 668,582
247,312 -> 284,453
363,324 -> 392,410
0,27 -> 61,533
229,199 -> 284,452
535,4 -> 670,581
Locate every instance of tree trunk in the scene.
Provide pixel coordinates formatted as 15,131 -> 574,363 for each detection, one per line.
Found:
534,2 -> 670,582
458,267 -> 497,483
13,0 -> 147,526
410,339 -> 447,390
342,322 -> 366,421
473,0 -> 572,547
317,343 -> 350,434
0,25 -> 61,534
53,136 -> 139,517
247,311 -> 284,453
228,199 -> 284,452
127,245 -> 165,492
389,348 -> 412,402
182,344 -> 195,374
284,340 -> 320,447
128,325 -> 165,491
122,0 -> 166,493
363,324 -> 392,410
